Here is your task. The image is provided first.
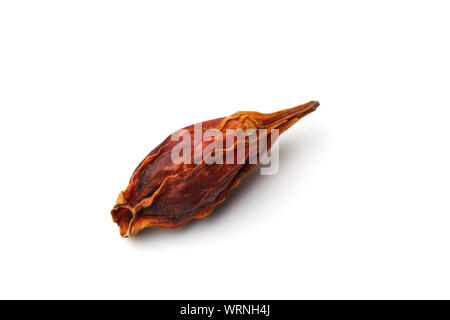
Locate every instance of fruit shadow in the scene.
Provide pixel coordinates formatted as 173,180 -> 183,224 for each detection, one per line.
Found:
129,127 -> 324,245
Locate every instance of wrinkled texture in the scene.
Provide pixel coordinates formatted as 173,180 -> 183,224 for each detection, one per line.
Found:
111,101 -> 319,237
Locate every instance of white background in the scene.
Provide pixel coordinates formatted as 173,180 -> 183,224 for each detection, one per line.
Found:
1,1 -> 449,299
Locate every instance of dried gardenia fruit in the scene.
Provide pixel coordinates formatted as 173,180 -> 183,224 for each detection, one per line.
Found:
111,101 -> 319,237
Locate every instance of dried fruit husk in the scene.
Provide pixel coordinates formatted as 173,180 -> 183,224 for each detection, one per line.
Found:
111,101 -> 319,237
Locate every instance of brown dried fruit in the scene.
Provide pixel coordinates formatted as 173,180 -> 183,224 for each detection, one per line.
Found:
111,101 -> 319,237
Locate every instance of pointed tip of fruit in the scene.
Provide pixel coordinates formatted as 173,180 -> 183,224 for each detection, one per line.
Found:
307,100 -> 320,112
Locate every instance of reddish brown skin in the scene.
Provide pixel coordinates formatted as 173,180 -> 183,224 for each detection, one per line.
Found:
111,101 -> 319,237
